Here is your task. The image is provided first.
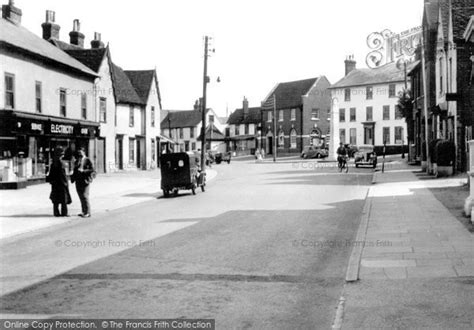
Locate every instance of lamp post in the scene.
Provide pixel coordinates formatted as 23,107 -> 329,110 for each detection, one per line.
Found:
200,36 -> 210,171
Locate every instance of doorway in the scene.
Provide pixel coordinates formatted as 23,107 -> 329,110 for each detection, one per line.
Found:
364,126 -> 374,145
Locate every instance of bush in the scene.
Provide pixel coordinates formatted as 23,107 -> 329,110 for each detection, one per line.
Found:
429,139 -> 441,163
435,140 -> 455,166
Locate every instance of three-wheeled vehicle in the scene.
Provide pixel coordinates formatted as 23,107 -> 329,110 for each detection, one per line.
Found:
160,152 -> 206,197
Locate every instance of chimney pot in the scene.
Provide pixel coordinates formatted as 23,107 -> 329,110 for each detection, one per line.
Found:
2,0 -> 22,25
91,32 -> 105,48
69,19 -> 85,48
73,19 -> 80,32
344,55 -> 357,76
42,10 -> 60,40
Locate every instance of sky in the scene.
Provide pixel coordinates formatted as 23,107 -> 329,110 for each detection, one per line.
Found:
16,0 -> 424,117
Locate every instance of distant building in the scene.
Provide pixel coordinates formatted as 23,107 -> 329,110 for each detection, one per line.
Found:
0,2 -> 99,186
330,57 -> 409,155
226,97 -> 262,156
261,77 -> 331,155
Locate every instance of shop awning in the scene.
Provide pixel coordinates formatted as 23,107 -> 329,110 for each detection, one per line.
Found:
158,134 -> 178,144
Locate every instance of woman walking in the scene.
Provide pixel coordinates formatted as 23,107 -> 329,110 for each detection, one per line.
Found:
46,147 -> 71,217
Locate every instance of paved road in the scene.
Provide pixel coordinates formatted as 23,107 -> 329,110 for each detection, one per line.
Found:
0,159 -> 373,329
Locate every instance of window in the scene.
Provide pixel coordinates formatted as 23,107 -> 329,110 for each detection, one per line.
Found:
190,127 -> 194,138
389,84 -> 396,98
366,86 -> 373,100
185,141 -> 190,151
209,115 -> 215,123
383,105 -> 390,120
59,89 -> 67,117
395,105 -> 403,119
383,127 -> 390,144
339,129 -> 346,144
81,93 -> 87,119
99,97 -> 107,123
449,58 -> 452,91
291,108 -> 296,121
4,73 -> 15,109
290,129 -> 297,149
344,88 -> 351,101
151,106 -> 155,127
191,142 -> 196,150
129,138 -> 135,163
439,57 -> 443,94
245,124 -> 249,135
366,106 -> 373,121
327,109 -> 331,121
35,81 -> 42,113
169,128 -> 173,139
311,108 -> 320,121
350,128 -> 357,145
151,139 -> 156,161
179,128 -> 183,139
395,126 -> 404,144
339,108 -> 345,122
129,105 -> 134,127
278,110 -> 283,121
350,108 -> 356,122
235,125 -> 240,136
278,130 -> 285,148
268,111 -> 273,122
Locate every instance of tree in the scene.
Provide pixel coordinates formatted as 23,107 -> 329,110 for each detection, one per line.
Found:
397,88 -> 414,142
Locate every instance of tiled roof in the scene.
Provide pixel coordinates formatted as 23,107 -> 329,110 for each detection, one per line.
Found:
160,110 -> 204,129
64,48 -> 107,72
330,62 -> 414,89
0,18 -> 97,77
49,39 -> 83,51
265,77 -> 319,110
227,107 -> 261,125
110,63 -> 144,105
198,125 -> 225,141
424,0 -> 441,28
125,70 -> 161,107
452,0 -> 474,40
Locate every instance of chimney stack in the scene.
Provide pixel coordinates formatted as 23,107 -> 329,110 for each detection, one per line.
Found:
91,32 -> 105,49
2,0 -> 22,25
243,97 -> 249,118
344,55 -> 356,76
69,19 -> 85,48
42,10 -> 60,40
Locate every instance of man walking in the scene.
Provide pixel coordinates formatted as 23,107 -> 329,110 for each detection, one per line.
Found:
71,148 -> 95,218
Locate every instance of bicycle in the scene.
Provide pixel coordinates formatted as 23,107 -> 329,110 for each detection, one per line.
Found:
338,155 -> 349,173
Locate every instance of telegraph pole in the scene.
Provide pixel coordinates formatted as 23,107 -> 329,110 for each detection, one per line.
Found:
200,36 -> 209,171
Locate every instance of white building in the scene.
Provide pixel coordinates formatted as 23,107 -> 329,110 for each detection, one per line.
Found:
330,58 -> 409,156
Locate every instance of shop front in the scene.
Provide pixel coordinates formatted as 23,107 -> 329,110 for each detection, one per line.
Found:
0,110 -> 99,187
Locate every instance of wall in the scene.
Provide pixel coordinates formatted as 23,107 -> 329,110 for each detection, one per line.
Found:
145,74 -> 161,169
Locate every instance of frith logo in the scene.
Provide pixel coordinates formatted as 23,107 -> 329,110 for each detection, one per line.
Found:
366,27 -> 421,69
51,124 -> 74,134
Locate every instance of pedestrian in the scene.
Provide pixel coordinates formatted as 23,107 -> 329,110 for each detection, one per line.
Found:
46,147 -> 71,217
71,148 -> 95,218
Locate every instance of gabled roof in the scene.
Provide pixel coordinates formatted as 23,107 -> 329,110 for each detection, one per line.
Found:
264,77 -> 319,110
64,48 -> 108,72
452,0 -> 474,40
330,62 -> 412,89
227,107 -> 261,125
110,63 -> 144,105
160,110 -> 205,129
125,70 -> 162,108
0,18 -> 97,78
197,125 -> 225,141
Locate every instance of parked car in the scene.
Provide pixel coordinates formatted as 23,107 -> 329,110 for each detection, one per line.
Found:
215,151 -> 232,164
345,144 -> 358,158
301,146 -> 328,159
354,145 -> 377,168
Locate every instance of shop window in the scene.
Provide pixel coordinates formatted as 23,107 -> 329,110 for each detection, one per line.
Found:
4,73 -> 15,109
59,88 -> 67,117
290,129 -> 297,149
129,138 -> 135,163
383,105 -> 390,120
99,98 -> 107,123
339,108 -> 345,122
81,93 -> 87,119
151,106 -> 155,127
129,105 -> 134,127
35,81 -> 42,113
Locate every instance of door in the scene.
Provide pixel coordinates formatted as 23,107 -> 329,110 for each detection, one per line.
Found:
136,139 -> 141,169
267,137 -> 273,155
96,138 -> 105,173
115,137 -> 123,170
364,126 -> 374,145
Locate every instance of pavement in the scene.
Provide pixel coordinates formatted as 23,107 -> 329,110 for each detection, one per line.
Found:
0,169 -> 217,241
340,160 -> 474,329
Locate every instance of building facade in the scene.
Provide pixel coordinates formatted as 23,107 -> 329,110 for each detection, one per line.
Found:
0,3 -> 99,186
261,76 -> 331,155
330,58 -> 408,155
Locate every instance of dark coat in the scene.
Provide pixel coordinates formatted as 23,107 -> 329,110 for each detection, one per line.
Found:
46,160 -> 72,204
71,157 -> 95,186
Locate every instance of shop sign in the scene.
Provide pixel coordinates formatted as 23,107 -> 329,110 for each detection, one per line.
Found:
15,120 -> 45,134
50,123 -> 74,135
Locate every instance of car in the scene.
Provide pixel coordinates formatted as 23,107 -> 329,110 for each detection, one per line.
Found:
215,151 -> 232,164
354,145 -> 377,168
301,145 -> 328,159
345,144 -> 358,158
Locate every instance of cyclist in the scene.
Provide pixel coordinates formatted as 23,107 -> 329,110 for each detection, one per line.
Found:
337,142 -> 348,169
